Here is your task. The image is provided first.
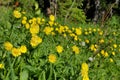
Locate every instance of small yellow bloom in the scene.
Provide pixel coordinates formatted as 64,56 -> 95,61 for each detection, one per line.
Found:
75,28 -> 82,35
104,52 -> 109,57
85,39 -> 89,44
113,44 -> 117,48
0,63 -> 4,69
23,16 -> 27,20
4,41 -> 13,51
12,48 -> 21,57
49,15 -> 55,22
72,45 -> 80,54
13,10 -> 21,18
99,31 -> 103,35
112,52 -> 115,56
74,36 -> 78,41
99,39 -> 104,44
25,23 -> 30,29
49,21 -> 54,26
90,45 -> 94,51
22,20 -> 27,24
93,28 -> 96,32
110,58 -> 114,62
56,45 -> 63,53
85,32 -> 88,35
19,45 -> 27,53
48,54 -> 56,63
37,17 -> 41,24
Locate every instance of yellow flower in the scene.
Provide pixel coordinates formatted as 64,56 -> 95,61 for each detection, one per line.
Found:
4,41 -> 13,51
49,15 -> 55,21
81,62 -> 89,80
100,50 -> 104,55
30,35 -> 42,47
12,48 -> 21,57
104,52 -> 109,57
49,21 -> 54,26
75,28 -> 82,35
99,31 -> 103,35
93,28 -> 96,32
43,26 -> 53,35
83,76 -> 89,80
72,45 -> 80,54
13,10 -> 21,18
81,63 -> 89,72
22,20 -> 27,24
0,63 -> 4,69
74,36 -> 78,41
30,23 -> 40,34
56,45 -> 63,53
85,32 -> 88,35
48,54 -> 56,63
112,52 -> 115,56
37,17 -> 41,24
90,44 -> 94,51
19,45 -> 27,53
99,39 -> 104,43
25,23 -> 30,29
110,58 -> 114,62
23,16 -> 27,20
113,44 -> 117,48
85,39 -> 89,44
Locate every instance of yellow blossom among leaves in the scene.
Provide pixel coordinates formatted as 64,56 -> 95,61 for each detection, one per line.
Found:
30,23 -> 40,34
0,63 -> 4,69
22,20 -> 27,24
19,45 -> 27,53
30,35 -> 42,47
75,28 -> 82,35
12,48 -> 21,57
43,26 -> 54,35
113,44 -> 117,48
81,62 -> 89,80
56,45 -> 63,53
4,41 -> 13,51
49,15 -> 55,22
72,45 -> 80,54
48,54 -> 56,63
13,10 -> 21,18
25,23 -> 30,29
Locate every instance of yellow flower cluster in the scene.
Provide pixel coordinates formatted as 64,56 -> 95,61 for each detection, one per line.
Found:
48,54 -> 56,63
56,45 -> 63,53
13,10 -> 21,18
30,35 -> 42,47
100,50 -> 109,57
90,44 -> 98,52
30,23 -> 40,34
81,62 -> 89,80
72,45 -> 80,54
4,41 -> 27,57
43,26 -> 54,35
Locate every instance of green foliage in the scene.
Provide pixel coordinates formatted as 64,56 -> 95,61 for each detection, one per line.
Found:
57,0 -> 86,23
0,1 -> 120,80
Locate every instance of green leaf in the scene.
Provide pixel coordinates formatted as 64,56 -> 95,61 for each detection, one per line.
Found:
38,71 -> 46,80
20,70 -> 29,80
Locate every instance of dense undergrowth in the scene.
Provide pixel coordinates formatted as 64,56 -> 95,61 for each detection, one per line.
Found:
0,1 -> 120,80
